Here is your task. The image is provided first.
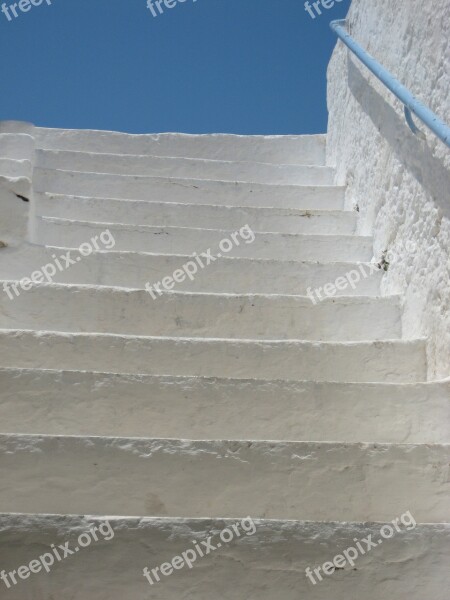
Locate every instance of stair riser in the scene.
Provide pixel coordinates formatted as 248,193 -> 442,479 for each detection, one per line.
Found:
34,169 -> 343,208
1,246 -> 384,295
1,436 -> 448,521
1,370 -> 448,443
3,515 -> 448,600
0,331 -> 426,383
36,129 -> 327,165
36,194 -> 356,235
36,150 -> 334,185
0,286 -> 401,341
33,220 -> 374,262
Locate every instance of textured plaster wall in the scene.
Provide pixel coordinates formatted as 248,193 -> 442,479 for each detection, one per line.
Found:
327,0 -> 450,379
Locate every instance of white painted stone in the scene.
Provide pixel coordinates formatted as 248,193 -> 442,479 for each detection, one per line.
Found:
36,150 -> 334,185
34,168 -> 337,203
1,368 -> 448,443
0,185 -> 30,245
0,244 -> 384,295
35,128 -> 327,165
35,193 -> 356,234
327,0 -> 450,378
33,217 -> 374,261
0,329 -> 427,383
0,284 -> 402,341
0,130 -> 34,245
0,158 -> 32,179
1,435 -> 448,522
1,47 -> 449,597
0,121 -> 34,135
2,515 -> 448,600
0,133 -> 34,160
0,174 -> 30,199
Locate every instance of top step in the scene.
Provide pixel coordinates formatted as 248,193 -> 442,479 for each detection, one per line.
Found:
34,128 -> 327,166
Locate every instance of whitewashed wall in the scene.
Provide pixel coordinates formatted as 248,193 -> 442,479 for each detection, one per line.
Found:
327,0 -> 450,379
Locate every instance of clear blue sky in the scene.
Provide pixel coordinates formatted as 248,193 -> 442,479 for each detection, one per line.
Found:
0,0 -> 351,134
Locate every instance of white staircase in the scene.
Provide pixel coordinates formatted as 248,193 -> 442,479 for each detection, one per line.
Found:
0,129 -> 449,599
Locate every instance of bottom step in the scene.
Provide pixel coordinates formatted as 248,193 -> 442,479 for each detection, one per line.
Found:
1,515 -> 448,600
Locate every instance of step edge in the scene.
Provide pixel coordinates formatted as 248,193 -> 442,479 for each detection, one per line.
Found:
0,280 -> 397,303
36,216 -> 373,240
0,328 -> 424,346
36,148 -> 332,170
34,167 -> 339,189
1,432 -> 448,450
2,367 -> 447,388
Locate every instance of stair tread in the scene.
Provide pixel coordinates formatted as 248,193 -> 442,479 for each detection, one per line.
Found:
35,203 -> 356,234
36,215 -> 368,236
35,129 -> 327,165
36,162 -> 334,187
33,218 -> 374,262
1,244 -> 384,294
37,148 -> 331,169
0,329 -> 427,384
2,513 -> 447,600
0,283 -> 402,341
1,434 -> 448,522
1,367 -> 447,444
34,167 -> 342,207
39,192 -> 347,212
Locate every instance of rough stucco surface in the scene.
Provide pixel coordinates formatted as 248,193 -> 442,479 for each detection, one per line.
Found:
327,0 -> 450,379
1,515 -> 449,600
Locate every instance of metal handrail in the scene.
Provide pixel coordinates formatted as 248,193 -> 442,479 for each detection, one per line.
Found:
330,19 -> 450,149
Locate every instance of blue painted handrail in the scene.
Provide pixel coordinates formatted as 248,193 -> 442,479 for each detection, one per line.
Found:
330,19 -> 450,149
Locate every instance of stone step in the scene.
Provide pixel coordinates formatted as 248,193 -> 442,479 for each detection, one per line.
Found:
36,150 -> 335,186
34,168 -> 343,206
0,132 -> 34,160
0,330 -> 426,383
0,174 -> 31,200
35,128 -> 327,165
0,158 -> 32,179
0,245 -> 384,295
2,514 -> 447,600
0,284 -> 402,342
36,193 -> 356,234
0,435 -> 448,521
1,369 -> 448,443
33,218 -> 374,262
